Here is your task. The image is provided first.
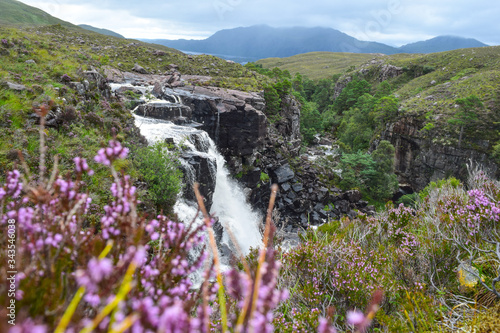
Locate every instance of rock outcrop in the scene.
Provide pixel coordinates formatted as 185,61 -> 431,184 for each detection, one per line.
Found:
180,151 -> 217,209
378,116 -> 498,191
377,64 -> 404,82
134,102 -> 192,125
158,86 -> 268,167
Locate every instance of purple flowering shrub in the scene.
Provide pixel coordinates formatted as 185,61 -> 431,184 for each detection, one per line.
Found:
275,169 -> 500,331
424,170 -> 500,299
276,226 -> 394,332
0,140 -> 219,332
0,130 -> 350,333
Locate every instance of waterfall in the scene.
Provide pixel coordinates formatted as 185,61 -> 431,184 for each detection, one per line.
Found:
133,113 -> 262,255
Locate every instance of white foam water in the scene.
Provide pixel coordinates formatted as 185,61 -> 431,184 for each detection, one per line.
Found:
133,113 -> 262,254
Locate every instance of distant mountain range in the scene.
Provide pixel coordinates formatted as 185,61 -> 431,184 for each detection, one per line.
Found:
144,25 -> 488,62
0,1 -> 489,63
398,35 -> 487,53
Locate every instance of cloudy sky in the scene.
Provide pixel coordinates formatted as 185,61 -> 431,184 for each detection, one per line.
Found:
19,0 -> 500,46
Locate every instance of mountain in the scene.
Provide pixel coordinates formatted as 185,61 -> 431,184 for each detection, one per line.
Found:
0,0 -> 77,28
145,26 -> 489,62
399,35 -> 488,53
78,24 -> 125,38
144,25 -> 398,62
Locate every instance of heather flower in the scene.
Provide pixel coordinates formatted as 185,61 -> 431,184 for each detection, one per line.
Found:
8,319 -> 47,333
61,74 -> 72,82
94,140 -> 129,165
5,170 -> 22,198
317,318 -> 337,333
346,310 -> 365,325
73,157 -> 94,175
76,257 -> 114,294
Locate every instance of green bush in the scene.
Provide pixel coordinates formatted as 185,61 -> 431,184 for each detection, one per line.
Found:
397,193 -> 419,208
134,141 -> 183,213
418,176 -> 461,201
338,140 -> 398,202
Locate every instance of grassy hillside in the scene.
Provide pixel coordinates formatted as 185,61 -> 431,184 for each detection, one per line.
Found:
257,51 -> 415,80
0,0 -> 77,28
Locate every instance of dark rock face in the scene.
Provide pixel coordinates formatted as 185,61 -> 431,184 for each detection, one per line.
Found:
180,152 -> 217,210
379,116 -> 498,191
135,102 -> 192,125
274,95 -> 301,145
272,164 -> 295,184
164,86 -> 268,162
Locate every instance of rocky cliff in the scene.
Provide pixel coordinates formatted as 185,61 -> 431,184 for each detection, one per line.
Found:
378,116 -> 498,191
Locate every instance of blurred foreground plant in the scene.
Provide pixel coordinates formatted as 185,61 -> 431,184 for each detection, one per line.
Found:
0,108 -> 384,332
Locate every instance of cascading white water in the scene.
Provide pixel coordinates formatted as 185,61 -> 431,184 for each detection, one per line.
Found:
133,113 -> 262,255
210,153 -> 262,254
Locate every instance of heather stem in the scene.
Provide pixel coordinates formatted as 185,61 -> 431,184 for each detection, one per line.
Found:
55,241 -> 114,333
249,184 -> 278,333
39,116 -> 46,182
194,183 -> 228,332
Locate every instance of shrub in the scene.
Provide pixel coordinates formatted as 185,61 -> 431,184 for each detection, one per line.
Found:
0,137 -> 289,332
338,141 -> 398,202
133,141 -> 183,214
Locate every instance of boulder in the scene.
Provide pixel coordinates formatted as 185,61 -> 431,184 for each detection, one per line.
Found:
68,82 -> 85,95
345,190 -> 362,203
272,164 -> 295,184
83,70 -> 111,99
6,82 -> 26,91
151,81 -> 163,98
132,63 -> 149,74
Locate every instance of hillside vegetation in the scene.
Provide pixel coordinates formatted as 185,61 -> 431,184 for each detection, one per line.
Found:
257,52 -> 379,80
254,46 -> 500,160
0,0 -> 77,28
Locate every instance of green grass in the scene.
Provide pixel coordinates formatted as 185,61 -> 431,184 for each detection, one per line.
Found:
0,0 -> 77,28
256,52 -> 417,80
256,52 -> 377,80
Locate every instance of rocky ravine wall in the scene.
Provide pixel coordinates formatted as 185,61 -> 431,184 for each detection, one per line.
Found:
378,116 -> 498,191
333,61 -> 498,192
